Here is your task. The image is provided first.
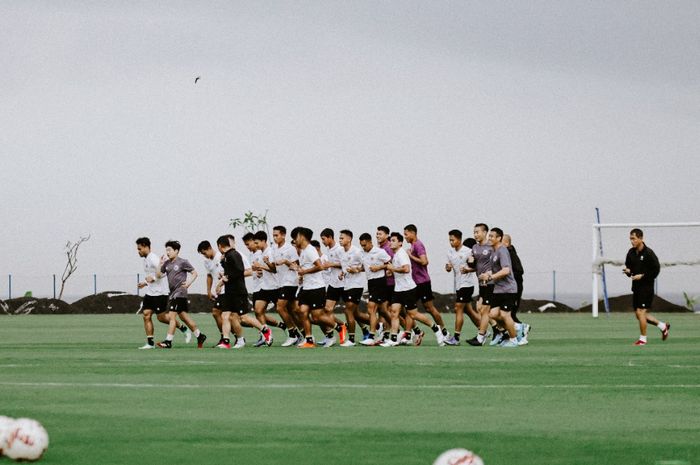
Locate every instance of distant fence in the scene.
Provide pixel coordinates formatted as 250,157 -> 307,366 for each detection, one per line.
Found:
2,269 -> 698,307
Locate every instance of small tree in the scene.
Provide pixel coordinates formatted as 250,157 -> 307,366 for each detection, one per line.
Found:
230,210 -> 271,238
683,292 -> 698,312
58,235 -> 90,301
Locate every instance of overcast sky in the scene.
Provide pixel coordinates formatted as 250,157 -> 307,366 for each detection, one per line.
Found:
1,1 -> 699,298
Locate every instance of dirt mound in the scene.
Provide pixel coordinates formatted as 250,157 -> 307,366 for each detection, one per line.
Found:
2,297 -> 72,315
72,292 -> 143,314
520,299 -> 576,313
579,294 -> 689,313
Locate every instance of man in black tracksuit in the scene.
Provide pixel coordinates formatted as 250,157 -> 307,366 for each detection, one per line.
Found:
503,234 -> 524,324
623,228 -> 669,346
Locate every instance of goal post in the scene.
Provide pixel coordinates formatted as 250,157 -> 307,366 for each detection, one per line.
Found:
591,222 -> 700,318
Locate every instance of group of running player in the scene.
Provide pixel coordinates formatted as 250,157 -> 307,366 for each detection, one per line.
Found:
135,223 -> 531,349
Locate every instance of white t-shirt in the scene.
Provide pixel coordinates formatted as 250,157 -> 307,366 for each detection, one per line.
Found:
273,242 -> 300,287
325,244 -> 344,288
340,245 -> 366,290
392,248 -> 417,292
143,252 -> 170,296
299,244 -> 325,290
320,253 -> 331,286
255,246 -> 279,291
203,252 -> 224,295
447,246 -> 478,290
248,250 -> 263,293
362,246 -> 391,281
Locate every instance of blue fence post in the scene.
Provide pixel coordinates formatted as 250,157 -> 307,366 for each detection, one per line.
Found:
93,274 -> 97,296
8,274 -> 11,300
53,274 -> 56,299
552,270 -> 557,302
137,273 -> 141,296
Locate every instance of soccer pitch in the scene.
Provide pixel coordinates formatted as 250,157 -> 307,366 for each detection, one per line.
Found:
1,313 -> 699,465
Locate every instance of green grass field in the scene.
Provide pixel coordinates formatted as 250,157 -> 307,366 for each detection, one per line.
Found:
1,313 -> 699,465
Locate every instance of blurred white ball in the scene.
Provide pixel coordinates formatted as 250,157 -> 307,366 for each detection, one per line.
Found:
0,416 -> 15,455
433,448 -> 484,465
0,418 -> 49,461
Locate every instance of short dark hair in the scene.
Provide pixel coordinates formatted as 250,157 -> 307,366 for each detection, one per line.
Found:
390,232 -> 403,243
253,231 -> 268,241
377,226 -> 390,235
197,240 -> 212,252
491,227 -> 504,239
474,223 -> 489,232
463,238 -> 477,248
320,228 -> 334,239
448,229 -> 463,240
310,239 -> 321,249
216,235 -> 230,248
295,227 -> 313,242
630,228 -> 643,238
242,232 -> 255,242
403,224 -> 417,233
339,229 -> 353,239
359,233 -> 372,242
273,225 -> 287,235
136,237 -> 151,247
165,240 -> 181,251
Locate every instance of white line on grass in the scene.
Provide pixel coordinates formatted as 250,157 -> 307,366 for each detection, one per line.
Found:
1,382 -> 700,390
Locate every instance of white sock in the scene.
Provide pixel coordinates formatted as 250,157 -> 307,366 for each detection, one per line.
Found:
657,322 -> 667,331
194,329 -> 201,337
166,334 -> 174,341
639,335 -> 647,342
477,333 -> 485,343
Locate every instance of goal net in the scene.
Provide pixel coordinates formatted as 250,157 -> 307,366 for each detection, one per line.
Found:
591,222 -> 700,317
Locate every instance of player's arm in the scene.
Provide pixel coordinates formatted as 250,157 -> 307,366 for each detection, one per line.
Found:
206,274 -> 214,299
489,266 -> 510,281
299,259 -> 323,276
183,269 -> 198,288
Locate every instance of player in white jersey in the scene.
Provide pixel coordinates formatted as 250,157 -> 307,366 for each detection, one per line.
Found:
358,232 -> 391,345
266,226 -> 304,346
135,237 -> 191,349
338,230 -> 372,347
380,232 -> 444,347
444,229 -> 479,345
290,228 -> 340,349
244,232 -> 286,347
319,228 -> 349,345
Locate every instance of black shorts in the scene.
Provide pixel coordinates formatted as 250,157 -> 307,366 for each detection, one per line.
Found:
278,286 -> 298,301
142,295 -> 169,314
478,284 -> 495,306
326,285 -> 344,302
254,289 -> 279,305
391,288 -> 418,311
415,281 -> 434,303
386,283 -> 395,305
456,286 -> 474,303
367,278 -> 389,303
219,294 -> 250,315
342,288 -> 363,304
632,287 -> 654,310
298,288 -> 327,310
491,293 -> 516,311
169,297 -> 189,313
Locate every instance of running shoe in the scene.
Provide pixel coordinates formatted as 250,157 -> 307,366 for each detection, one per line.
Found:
262,327 -> 273,346
489,333 -> 503,346
233,338 -> 246,349
253,335 -> 266,347
281,335 -> 300,347
157,340 -> 172,349
444,336 -> 459,346
184,328 -> 192,344
435,327 -> 446,346
322,336 -> 336,348
138,343 -> 155,350
196,333 -> 207,349
215,341 -> 231,349
359,337 -> 376,346
298,341 -> 315,349
380,339 -> 399,347
634,339 -> 647,346
340,340 -> 356,347
662,323 -> 670,341
465,336 -> 484,347
337,324 -> 348,345
500,339 -> 518,348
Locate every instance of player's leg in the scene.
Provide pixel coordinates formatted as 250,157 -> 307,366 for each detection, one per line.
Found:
140,308 -> 155,349
157,309 -> 178,348
217,311 -> 232,348
342,300 -> 357,346
380,302 -> 401,347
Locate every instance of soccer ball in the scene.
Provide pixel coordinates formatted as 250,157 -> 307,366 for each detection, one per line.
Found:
0,416 -> 15,454
0,418 -> 49,461
433,448 -> 484,465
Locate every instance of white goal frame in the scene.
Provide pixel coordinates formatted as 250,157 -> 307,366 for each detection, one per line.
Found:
592,222 -> 700,317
